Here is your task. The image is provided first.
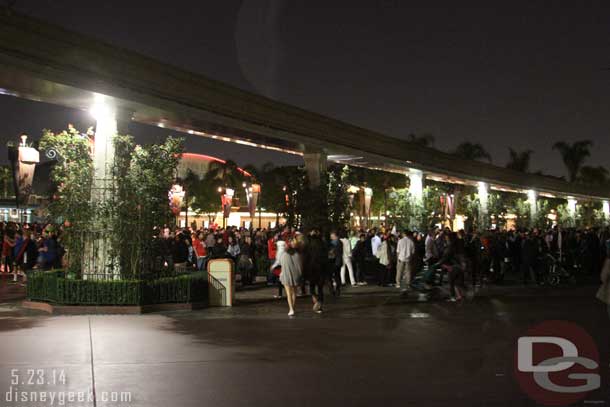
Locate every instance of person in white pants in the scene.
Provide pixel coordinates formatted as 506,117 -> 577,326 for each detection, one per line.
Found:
396,231 -> 415,290
340,234 -> 357,287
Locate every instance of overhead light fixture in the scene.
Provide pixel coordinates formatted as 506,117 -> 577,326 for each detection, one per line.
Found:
89,94 -> 114,121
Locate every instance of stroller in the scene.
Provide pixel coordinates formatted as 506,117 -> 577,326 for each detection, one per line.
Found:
541,253 -> 576,286
408,264 -> 446,301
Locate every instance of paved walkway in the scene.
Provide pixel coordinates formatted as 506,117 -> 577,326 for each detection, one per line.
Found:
0,282 -> 608,406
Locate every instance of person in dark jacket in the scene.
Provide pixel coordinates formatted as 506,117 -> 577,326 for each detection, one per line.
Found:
37,230 -> 57,270
433,232 -> 465,301
520,230 -> 540,284
209,236 -> 228,259
304,229 -> 327,313
238,236 -> 255,285
352,234 -> 367,285
16,230 -> 37,273
172,233 -> 189,270
328,231 -> 343,297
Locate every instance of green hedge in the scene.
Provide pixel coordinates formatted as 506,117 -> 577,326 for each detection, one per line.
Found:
27,270 -> 209,306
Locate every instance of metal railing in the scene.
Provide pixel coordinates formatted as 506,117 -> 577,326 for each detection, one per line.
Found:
207,273 -> 227,306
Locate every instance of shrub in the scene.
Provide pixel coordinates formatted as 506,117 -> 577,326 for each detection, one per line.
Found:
26,270 -> 208,306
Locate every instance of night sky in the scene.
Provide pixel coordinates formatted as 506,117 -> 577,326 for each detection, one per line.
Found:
1,1 -> 609,176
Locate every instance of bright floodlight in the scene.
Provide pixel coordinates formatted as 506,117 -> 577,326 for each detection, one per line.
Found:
477,181 -> 488,201
567,198 -> 577,215
477,181 -> 489,217
89,94 -> 115,120
526,189 -> 536,202
526,189 -> 538,218
408,169 -> 423,202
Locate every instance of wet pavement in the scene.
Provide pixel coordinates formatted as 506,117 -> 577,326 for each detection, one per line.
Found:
0,283 -> 608,407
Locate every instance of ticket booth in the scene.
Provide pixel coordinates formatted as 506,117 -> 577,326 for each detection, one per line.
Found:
207,259 -> 235,306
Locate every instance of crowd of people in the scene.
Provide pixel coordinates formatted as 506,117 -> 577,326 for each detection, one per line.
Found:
148,223 -> 610,315
0,222 -> 63,280
2,220 -> 609,317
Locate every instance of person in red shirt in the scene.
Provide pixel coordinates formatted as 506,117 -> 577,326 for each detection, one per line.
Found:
267,234 -> 277,261
192,232 -> 207,271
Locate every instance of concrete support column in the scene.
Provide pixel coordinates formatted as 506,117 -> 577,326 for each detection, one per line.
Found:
603,201 -> 610,224
567,198 -> 577,217
477,181 -> 489,230
92,109 -> 116,202
527,189 -> 538,223
303,150 -> 327,188
408,169 -> 423,204
84,97 -> 119,279
407,169 -> 424,230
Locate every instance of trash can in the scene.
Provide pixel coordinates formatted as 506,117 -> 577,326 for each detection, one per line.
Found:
207,258 -> 235,306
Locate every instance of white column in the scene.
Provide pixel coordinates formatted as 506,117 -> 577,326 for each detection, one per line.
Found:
92,106 -> 116,202
567,198 -> 577,217
407,169 -> 424,230
84,97 -> 118,278
477,181 -> 489,230
527,189 -> 538,222
408,169 -> 423,204
602,200 -> 609,218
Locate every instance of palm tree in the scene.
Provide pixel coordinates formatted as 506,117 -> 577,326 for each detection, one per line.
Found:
261,161 -> 276,174
406,133 -> 435,148
506,148 -> 533,173
206,159 -> 244,188
180,169 -> 200,227
241,164 -> 259,182
552,140 -> 593,182
578,165 -> 609,186
0,166 -> 12,198
453,142 -> 492,162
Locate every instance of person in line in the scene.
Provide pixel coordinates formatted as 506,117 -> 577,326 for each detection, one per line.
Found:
371,231 -> 382,257
15,230 -> 37,281
12,230 -> 24,275
266,232 -> 278,286
209,236 -> 227,259
352,233 -> 368,285
340,231 -> 357,287
520,230 -> 540,285
205,231 -> 216,252
396,230 -> 415,290
424,228 -> 438,266
376,234 -> 390,286
238,235 -> 255,285
172,232 -> 190,272
254,231 -> 269,285
270,237 -> 286,298
433,232 -> 465,302
192,232 -> 207,271
37,229 -> 57,270
279,239 -> 302,316
304,229 -> 326,313
226,235 -> 240,262
467,230 -> 482,287
2,229 -> 15,274
328,231 -> 344,296
387,234 -> 398,284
